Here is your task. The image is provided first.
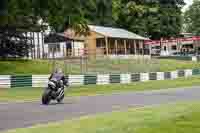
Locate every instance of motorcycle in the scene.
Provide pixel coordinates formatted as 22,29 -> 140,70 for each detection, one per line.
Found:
42,79 -> 65,105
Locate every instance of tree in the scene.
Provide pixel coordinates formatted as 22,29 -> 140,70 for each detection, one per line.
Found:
95,0 -> 113,26
79,0 -> 113,26
0,0 -> 7,26
157,4 -> 183,39
184,0 -> 200,35
0,27 -> 30,58
0,0 -> 44,58
113,0 -> 185,39
0,0 -> 91,57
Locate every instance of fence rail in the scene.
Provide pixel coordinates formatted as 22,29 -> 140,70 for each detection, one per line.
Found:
0,69 -> 199,88
44,48 -> 151,59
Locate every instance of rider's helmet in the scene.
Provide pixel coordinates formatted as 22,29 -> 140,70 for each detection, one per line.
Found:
55,67 -> 63,74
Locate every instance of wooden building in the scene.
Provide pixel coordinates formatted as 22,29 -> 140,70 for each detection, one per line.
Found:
65,25 -> 150,59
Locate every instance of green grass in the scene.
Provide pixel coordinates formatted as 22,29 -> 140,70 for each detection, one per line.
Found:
0,58 -> 200,75
0,60 -> 55,75
3,102 -> 200,133
1,76 -> 200,102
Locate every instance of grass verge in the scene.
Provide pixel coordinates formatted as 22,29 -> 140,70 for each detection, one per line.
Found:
3,102 -> 200,133
0,59 -> 200,74
0,76 -> 200,102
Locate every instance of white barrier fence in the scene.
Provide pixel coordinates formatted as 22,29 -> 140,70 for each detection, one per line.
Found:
0,69 -> 198,88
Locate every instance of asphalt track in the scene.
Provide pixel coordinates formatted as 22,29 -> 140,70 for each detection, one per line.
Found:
1,86 -> 200,132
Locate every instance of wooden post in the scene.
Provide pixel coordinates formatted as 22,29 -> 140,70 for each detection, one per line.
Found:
149,41 -> 152,55
41,32 -> 45,59
105,37 -> 109,55
37,32 -> 40,58
53,44 -> 55,59
25,32 -> 28,58
134,40 -> 137,55
33,32 -> 36,59
198,40 -> 200,55
141,41 -> 144,55
101,39 -> 103,55
29,32 -> 33,59
194,40 -> 197,55
124,40 -> 127,55
63,45 -> 65,58
73,40 -> 75,57
115,39 -> 118,55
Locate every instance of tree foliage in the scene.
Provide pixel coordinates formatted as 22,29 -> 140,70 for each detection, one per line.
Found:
0,0 -> 91,57
113,0 -> 184,39
0,0 -> 40,58
0,0 -> 187,57
184,0 -> 200,35
0,27 -> 30,58
1,0 -> 186,37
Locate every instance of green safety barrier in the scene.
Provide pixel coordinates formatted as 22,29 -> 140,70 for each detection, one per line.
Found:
164,72 -> 171,79
84,75 -> 97,85
11,75 -> 32,88
192,69 -> 200,75
149,73 -> 157,80
110,75 -> 121,83
131,73 -> 140,82
178,70 -> 185,77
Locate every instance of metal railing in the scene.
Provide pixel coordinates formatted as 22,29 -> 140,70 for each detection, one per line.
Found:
44,48 -> 152,74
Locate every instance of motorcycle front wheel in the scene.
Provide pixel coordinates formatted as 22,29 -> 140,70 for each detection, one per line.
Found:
42,88 -> 51,105
57,94 -> 64,103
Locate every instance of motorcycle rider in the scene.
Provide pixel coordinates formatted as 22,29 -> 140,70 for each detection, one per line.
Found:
49,68 -> 68,95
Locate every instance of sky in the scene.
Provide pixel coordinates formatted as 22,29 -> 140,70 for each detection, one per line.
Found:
182,0 -> 193,12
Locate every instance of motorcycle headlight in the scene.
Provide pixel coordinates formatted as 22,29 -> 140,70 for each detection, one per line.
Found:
48,81 -> 56,88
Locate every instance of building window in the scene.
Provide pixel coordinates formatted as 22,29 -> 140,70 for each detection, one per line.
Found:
96,41 -> 102,48
96,39 -> 105,48
171,45 -> 177,50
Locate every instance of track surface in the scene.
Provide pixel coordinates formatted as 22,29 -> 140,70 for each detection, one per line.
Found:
1,86 -> 200,131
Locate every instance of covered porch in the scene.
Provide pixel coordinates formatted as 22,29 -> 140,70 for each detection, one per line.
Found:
96,38 -> 150,56
88,25 -> 150,58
